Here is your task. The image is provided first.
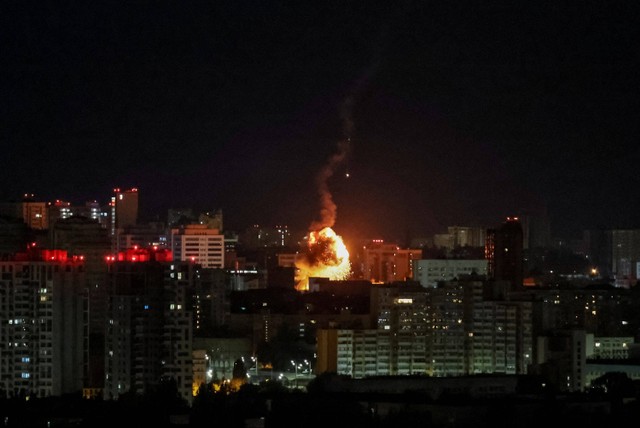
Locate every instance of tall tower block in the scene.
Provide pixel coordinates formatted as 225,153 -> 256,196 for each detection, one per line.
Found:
486,217 -> 524,290
110,188 -> 139,237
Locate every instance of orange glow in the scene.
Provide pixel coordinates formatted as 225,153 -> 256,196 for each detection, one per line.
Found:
294,227 -> 351,291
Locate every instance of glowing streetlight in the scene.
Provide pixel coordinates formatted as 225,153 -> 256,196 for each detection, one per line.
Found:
251,356 -> 258,376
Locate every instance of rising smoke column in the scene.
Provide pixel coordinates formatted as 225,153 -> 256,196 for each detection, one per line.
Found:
294,137 -> 351,290
308,137 -> 350,231
295,27 -> 387,291
293,89 -> 367,290
294,92 -> 359,291
309,50 -> 381,231
294,135 -> 352,291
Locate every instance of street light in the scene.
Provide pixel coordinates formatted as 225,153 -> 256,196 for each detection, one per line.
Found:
251,356 -> 258,376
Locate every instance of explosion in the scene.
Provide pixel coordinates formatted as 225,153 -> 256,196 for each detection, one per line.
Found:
294,57 -> 377,291
294,137 -> 352,291
295,227 -> 351,291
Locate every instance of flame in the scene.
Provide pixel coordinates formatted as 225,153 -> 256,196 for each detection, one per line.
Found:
295,227 -> 351,291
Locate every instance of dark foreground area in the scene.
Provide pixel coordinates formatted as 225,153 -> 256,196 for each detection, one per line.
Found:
2,376 -> 640,428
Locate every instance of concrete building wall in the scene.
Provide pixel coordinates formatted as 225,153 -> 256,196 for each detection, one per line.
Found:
414,259 -> 488,288
0,258 -> 86,398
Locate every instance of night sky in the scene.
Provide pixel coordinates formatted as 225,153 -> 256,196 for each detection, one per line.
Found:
2,2 -> 639,243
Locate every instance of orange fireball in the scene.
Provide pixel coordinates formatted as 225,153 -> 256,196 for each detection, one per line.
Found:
294,227 -> 351,291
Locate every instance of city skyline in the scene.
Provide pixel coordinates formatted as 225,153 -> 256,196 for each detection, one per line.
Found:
3,3 -> 639,242
0,184 -> 625,245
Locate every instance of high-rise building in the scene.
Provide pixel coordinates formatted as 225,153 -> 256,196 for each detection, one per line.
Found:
0,217 -> 29,255
521,286 -> 633,338
47,200 -> 110,232
329,280 -> 532,379
171,224 -> 224,269
48,216 -> 112,389
115,222 -> 168,253
429,282 -> 467,376
434,226 -> 487,251
240,224 -> 293,249
518,212 -> 551,250
469,300 -> 533,375
47,200 -> 73,227
583,228 -> 613,279
110,188 -> 139,238
0,249 -> 86,398
610,229 -> 640,288
0,194 -> 49,230
413,258 -> 488,288
104,249 -> 193,403
486,217 -> 524,290
358,240 -> 422,283
192,268 -> 230,336
370,284 -> 429,375
535,329 -> 588,392
336,329 -> 392,378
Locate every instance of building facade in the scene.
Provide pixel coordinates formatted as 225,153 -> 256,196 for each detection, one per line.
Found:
0,250 -> 86,398
413,259 -> 488,288
610,229 -> 640,287
171,224 -> 225,269
48,216 -> 112,388
358,240 -> 422,283
104,251 -> 193,403
330,280 -> 532,379
433,226 -> 487,250
110,188 -> 139,239
486,217 -> 524,290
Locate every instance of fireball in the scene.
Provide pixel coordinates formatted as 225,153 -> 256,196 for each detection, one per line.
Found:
295,227 -> 351,291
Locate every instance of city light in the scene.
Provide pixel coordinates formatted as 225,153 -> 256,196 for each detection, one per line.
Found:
4,1 -> 640,424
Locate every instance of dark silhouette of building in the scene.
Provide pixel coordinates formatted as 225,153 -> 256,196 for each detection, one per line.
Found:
192,267 -> 231,336
0,216 -> 30,255
486,217 -> 524,290
583,228 -> 613,279
110,188 -> 139,241
49,216 -> 112,389
104,247 -> 193,404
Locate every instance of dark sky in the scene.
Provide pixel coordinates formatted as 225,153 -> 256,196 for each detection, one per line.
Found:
2,2 -> 639,243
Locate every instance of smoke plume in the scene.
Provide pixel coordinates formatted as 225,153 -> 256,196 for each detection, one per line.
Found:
308,138 -> 349,231
308,62 -> 381,232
